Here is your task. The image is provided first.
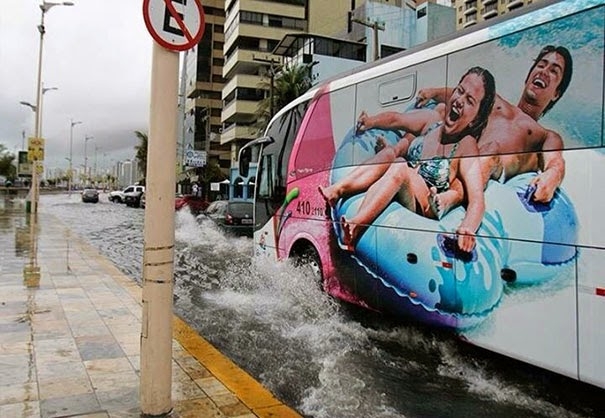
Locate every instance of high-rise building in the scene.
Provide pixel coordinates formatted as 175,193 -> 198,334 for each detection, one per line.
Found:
185,0 -> 456,178
453,0 -> 542,30
220,0 -> 307,166
183,0 -> 230,174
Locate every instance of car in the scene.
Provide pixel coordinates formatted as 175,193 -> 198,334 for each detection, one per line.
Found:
201,200 -> 253,237
175,194 -> 209,215
140,192 -> 146,209
109,185 -> 144,203
81,188 -> 99,203
124,186 -> 145,207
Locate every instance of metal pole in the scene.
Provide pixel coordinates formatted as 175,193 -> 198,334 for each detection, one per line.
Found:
140,42 -> 178,416
30,7 -> 46,214
84,135 -> 92,185
69,120 -> 81,195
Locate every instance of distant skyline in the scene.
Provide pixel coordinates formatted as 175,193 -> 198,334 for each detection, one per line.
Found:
0,1 -> 161,172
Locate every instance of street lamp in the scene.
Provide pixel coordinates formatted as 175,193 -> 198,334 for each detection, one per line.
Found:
20,101 -> 37,112
40,84 -> 58,139
28,0 -> 74,214
68,119 -> 82,194
21,85 -> 57,139
93,144 -> 101,183
84,135 -> 93,185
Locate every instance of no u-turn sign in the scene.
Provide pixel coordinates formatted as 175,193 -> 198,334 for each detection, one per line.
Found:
143,0 -> 205,51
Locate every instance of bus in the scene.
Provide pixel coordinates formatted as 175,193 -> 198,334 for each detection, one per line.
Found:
238,0 -> 604,389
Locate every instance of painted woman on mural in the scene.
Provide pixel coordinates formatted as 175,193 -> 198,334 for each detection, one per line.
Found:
320,66 -> 496,253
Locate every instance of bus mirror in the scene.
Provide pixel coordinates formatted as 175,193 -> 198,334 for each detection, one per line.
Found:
239,147 -> 251,177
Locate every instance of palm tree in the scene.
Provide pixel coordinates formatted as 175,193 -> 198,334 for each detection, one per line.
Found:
0,144 -> 16,181
133,130 -> 148,180
255,63 -> 315,131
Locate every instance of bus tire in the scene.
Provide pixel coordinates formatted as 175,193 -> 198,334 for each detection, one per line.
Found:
291,244 -> 323,288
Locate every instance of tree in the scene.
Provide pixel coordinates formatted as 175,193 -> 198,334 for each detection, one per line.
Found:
133,130 -> 148,180
0,144 -> 16,181
255,63 -> 315,132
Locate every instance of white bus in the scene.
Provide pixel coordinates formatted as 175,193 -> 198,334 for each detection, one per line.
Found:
239,0 -> 605,389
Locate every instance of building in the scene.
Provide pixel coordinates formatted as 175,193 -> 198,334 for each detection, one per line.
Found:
183,0 -> 230,175
453,0 -> 542,29
276,1 -> 455,86
220,0 -> 307,166
183,0 -> 456,190
115,160 -> 141,189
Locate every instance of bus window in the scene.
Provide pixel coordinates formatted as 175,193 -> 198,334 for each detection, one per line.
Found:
257,154 -> 274,199
379,73 -> 416,105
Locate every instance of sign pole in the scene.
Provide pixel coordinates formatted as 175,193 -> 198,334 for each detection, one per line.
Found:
140,42 -> 179,416
140,0 -> 205,415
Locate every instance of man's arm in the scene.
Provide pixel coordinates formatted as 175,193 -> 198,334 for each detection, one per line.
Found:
532,129 -> 565,202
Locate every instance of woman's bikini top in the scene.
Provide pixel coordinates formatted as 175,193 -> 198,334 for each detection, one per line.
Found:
406,122 -> 459,193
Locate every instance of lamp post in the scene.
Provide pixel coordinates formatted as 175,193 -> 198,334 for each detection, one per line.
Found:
68,119 -> 82,194
93,144 -> 101,184
84,135 -> 93,186
29,0 -> 74,213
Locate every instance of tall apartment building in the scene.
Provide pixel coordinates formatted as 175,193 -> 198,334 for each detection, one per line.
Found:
454,0 -> 542,29
183,0 -> 231,173
185,0 -> 455,177
220,0 -> 307,166
310,1 -> 454,61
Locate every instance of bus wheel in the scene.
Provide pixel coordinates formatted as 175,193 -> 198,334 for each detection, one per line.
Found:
292,245 -> 323,287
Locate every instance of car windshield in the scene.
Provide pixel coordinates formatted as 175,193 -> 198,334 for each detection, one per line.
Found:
228,202 -> 252,217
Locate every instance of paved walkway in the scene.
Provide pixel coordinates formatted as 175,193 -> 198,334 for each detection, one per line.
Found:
0,198 -> 301,418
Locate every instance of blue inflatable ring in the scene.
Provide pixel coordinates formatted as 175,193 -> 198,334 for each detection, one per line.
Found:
329,126 -> 578,329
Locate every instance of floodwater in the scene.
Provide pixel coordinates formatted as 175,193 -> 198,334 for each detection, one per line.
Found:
35,193 -> 603,418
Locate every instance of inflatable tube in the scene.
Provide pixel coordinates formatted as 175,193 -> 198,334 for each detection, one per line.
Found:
328,126 -> 579,328
483,174 -> 578,285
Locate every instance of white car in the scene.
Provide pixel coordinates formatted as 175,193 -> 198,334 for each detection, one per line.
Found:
109,185 -> 143,203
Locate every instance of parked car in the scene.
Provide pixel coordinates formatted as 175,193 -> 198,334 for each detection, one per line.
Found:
109,185 -> 144,203
201,200 -> 253,237
175,194 -> 209,215
81,188 -> 99,203
124,186 -> 145,207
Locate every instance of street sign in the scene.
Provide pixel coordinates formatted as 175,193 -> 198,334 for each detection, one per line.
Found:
18,151 -> 32,177
185,149 -> 206,167
27,137 -> 44,162
143,0 -> 205,51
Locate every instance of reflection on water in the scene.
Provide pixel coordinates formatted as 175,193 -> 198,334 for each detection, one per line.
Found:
22,213 -> 40,288
36,193 -> 603,418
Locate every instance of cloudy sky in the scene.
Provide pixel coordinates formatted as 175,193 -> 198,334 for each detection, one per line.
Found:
0,0 -> 163,172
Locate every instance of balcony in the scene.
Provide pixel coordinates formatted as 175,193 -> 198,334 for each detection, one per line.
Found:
463,15 -> 477,28
507,0 -> 524,10
482,7 -> 498,19
221,99 -> 259,123
220,124 -> 258,145
223,74 -> 264,100
464,4 -> 477,15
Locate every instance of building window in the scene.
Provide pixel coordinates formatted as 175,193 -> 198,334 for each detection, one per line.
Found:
241,11 -> 263,25
417,8 -> 427,19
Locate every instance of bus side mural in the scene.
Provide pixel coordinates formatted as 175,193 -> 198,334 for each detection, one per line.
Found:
243,0 -> 605,388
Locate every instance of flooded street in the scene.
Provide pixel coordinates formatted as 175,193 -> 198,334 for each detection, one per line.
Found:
36,193 -> 602,418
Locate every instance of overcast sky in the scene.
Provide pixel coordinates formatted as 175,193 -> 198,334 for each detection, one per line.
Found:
0,0 -> 160,172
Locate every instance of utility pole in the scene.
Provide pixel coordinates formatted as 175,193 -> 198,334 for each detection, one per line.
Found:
84,135 -> 93,185
352,17 -> 385,61
253,56 -> 281,118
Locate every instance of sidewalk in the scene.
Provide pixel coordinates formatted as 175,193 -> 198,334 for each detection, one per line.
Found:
0,199 -> 301,418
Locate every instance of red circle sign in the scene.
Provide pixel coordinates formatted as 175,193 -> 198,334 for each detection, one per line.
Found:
143,0 -> 205,52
